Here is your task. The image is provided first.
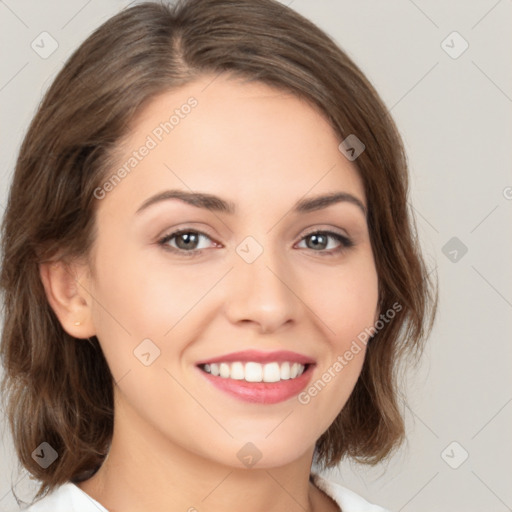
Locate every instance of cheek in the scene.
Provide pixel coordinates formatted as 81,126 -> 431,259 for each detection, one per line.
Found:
87,242 -> 215,375
297,254 -> 378,412
309,255 -> 379,347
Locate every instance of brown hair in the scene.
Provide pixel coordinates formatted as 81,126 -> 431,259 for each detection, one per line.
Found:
0,0 -> 437,502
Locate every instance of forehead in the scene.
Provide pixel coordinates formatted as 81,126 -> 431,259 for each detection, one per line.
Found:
99,74 -> 365,215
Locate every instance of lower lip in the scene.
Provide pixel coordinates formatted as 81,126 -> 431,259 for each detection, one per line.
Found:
197,365 -> 314,404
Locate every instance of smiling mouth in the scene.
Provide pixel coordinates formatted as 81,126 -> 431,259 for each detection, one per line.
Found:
198,361 -> 310,383
195,349 -> 316,404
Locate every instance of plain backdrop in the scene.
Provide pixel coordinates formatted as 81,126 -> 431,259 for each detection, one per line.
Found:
1,1 -> 511,511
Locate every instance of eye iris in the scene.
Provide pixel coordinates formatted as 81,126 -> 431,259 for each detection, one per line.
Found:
307,233 -> 327,250
176,232 -> 199,250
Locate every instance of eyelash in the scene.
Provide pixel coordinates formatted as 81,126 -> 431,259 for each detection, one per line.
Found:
157,228 -> 354,258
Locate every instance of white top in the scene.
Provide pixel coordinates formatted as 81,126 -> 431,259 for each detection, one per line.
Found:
21,473 -> 391,512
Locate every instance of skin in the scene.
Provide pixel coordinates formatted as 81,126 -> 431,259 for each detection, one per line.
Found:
40,74 -> 379,512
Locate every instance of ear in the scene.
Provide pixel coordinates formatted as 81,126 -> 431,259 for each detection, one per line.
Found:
39,260 -> 96,339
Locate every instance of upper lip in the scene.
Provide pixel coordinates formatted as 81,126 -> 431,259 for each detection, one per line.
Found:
196,350 -> 316,366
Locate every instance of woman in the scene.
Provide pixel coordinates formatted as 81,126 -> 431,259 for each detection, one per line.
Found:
0,1 -> 437,511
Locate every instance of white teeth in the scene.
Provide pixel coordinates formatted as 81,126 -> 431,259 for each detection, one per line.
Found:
210,363 -> 220,376
280,362 -> 290,380
230,362 -> 245,380
263,362 -> 280,383
201,361 -> 307,382
245,362 -> 263,382
219,363 -> 230,378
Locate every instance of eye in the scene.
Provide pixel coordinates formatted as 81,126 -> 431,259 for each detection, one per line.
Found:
296,230 -> 354,256
158,229 -> 217,256
157,228 -> 354,258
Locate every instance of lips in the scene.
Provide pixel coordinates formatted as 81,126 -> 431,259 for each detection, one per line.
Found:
196,349 -> 316,366
196,350 -> 316,404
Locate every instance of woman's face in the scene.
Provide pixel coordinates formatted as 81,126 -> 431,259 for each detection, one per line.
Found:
82,74 -> 379,468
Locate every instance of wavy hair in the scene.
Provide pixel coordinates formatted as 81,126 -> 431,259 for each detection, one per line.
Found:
0,0 -> 437,502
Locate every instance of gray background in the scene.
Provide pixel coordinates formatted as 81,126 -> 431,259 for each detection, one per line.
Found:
1,1 -> 511,511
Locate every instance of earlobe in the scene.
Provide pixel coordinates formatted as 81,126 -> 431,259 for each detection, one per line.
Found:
39,260 -> 96,339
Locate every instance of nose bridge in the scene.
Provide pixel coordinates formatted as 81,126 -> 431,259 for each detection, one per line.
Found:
224,234 -> 301,332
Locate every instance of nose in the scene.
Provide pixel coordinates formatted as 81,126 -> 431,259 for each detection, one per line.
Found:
223,245 -> 303,334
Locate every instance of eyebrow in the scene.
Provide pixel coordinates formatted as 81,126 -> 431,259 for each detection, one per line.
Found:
135,189 -> 367,216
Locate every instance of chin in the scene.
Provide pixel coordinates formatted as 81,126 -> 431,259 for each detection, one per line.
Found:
196,433 -> 316,471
